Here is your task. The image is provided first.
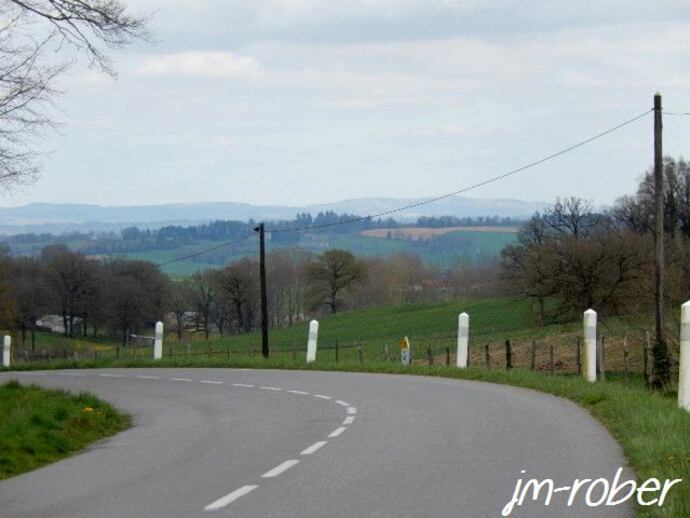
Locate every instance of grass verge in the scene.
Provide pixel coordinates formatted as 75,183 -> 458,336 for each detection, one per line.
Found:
0,380 -> 130,480
3,357 -> 689,517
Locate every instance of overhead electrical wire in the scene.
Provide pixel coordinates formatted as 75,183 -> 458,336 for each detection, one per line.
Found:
98,107 -> 654,274
268,109 -> 653,234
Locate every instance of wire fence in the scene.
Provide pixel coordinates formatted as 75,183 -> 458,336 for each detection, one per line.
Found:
9,327 -> 681,387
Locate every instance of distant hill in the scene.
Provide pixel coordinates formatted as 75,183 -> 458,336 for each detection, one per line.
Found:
0,196 -> 547,235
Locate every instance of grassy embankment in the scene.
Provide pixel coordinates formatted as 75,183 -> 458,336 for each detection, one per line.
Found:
3,297 -> 688,516
0,380 -> 130,480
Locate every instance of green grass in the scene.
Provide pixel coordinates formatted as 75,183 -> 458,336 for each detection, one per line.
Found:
10,229 -> 517,276
4,295 -> 687,516
0,380 -> 130,480
4,357 -> 688,516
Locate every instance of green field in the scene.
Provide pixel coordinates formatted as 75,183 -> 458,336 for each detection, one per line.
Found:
11,297 -> 656,373
3,295 -> 690,516
0,381 -> 130,479
6,227 -> 517,276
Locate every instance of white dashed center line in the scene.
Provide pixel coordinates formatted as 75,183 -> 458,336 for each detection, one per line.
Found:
204,485 -> 258,512
300,441 -> 327,455
28,369 -> 358,512
328,427 -> 347,438
261,459 -> 300,478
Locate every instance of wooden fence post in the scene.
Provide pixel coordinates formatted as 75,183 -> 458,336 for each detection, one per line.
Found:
505,340 -> 513,370
623,336 -> 629,382
485,344 -> 490,369
427,347 -> 433,365
335,340 -> 339,363
549,344 -> 555,375
576,336 -> 582,375
445,347 -> 450,366
530,341 -> 537,371
358,343 -> 363,365
598,336 -> 606,381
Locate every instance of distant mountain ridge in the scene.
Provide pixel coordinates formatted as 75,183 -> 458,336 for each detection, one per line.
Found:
0,196 -> 548,235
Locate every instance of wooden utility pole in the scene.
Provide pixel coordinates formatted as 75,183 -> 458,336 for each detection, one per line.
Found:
651,93 -> 670,387
255,223 -> 269,358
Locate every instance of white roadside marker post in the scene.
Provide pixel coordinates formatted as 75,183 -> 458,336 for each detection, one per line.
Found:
679,301 -> 690,412
583,309 -> 597,383
306,320 -> 318,363
401,336 -> 411,366
153,321 -> 164,360
457,312 -> 469,368
2,335 -> 10,368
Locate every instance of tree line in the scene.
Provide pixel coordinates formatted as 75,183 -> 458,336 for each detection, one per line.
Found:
0,243 -> 501,348
502,157 -> 690,327
2,212 -> 525,258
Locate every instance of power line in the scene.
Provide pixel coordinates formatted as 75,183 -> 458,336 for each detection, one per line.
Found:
268,109 -> 653,234
662,110 -> 690,116
90,107 -> 654,275
92,233 -> 256,281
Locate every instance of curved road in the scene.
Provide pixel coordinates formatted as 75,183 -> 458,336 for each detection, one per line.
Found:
0,369 -> 632,517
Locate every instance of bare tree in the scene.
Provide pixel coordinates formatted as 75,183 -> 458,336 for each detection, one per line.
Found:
304,249 -> 367,314
214,258 -> 258,334
165,280 -> 192,340
0,0 -> 148,186
102,259 -> 166,347
190,271 -> 215,339
10,256 -> 48,349
42,245 -> 94,336
502,199 -> 651,322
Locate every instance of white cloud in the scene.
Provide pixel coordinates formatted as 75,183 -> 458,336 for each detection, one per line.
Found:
136,51 -> 260,78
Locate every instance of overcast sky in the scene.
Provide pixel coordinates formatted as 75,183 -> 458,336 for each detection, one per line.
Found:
5,0 -> 690,208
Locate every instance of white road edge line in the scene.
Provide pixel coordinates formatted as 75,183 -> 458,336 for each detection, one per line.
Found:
260,386 -> 282,391
313,394 -> 331,399
200,380 -> 224,384
232,383 -> 254,387
288,390 -> 310,395
137,375 -> 160,380
300,441 -> 327,455
328,427 -> 347,438
343,416 -> 355,425
204,485 -> 258,512
335,400 -> 350,407
171,378 -> 194,382
346,406 -> 357,415
261,459 -> 299,478
99,374 -> 125,378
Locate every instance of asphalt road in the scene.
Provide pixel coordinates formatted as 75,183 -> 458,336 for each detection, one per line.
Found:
0,368 -> 632,517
